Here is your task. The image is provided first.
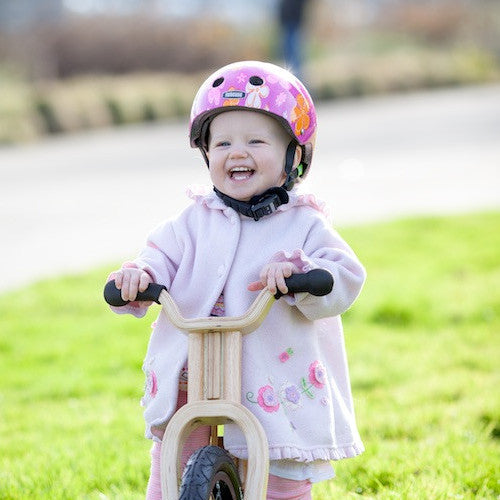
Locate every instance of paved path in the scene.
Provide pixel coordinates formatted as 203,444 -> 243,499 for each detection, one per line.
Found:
1,84 -> 499,292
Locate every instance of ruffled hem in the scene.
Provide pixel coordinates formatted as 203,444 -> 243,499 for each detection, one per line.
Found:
187,185 -> 226,211
226,442 -> 365,462
281,191 -> 332,221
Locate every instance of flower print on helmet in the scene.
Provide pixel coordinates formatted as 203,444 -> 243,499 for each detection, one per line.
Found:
291,94 -> 311,137
245,77 -> 270,108
189,60 -> 317,181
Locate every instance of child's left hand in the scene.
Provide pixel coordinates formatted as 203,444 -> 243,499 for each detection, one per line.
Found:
248,261 -> 301,295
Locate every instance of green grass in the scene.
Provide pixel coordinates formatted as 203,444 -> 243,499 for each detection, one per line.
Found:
1,212 -> 499,499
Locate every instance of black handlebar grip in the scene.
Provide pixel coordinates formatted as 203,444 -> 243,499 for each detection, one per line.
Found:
104,269 -> 333,306
103,280 -> 167,307
277,268 -> 334,299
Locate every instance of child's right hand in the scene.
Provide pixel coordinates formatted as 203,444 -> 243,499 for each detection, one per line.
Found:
114,268 -> 153,304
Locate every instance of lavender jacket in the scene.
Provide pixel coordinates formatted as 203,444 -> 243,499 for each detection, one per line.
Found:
111,187 -> 366,462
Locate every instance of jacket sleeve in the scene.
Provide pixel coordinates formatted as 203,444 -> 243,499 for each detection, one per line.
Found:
133,218 -> 183,288
272,215 -> 366,321
108,217 -> 184,317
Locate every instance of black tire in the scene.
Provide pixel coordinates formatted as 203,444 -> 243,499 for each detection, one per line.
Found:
179,445 -> 243,500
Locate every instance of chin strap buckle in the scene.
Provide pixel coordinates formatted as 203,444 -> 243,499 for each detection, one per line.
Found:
249,195 -> 281,221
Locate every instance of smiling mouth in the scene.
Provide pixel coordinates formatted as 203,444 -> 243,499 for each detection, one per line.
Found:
229,167 -> 255,180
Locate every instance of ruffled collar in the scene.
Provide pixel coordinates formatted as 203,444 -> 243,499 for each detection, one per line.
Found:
186,185 -> 331,221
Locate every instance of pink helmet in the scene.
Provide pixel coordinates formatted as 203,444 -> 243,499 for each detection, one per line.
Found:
189,60 -> 317,181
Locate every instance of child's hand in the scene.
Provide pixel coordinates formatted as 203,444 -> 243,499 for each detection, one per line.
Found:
248,262 -> 301,295
114,268 -> 153,305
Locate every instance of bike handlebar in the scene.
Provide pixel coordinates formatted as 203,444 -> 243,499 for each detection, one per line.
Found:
104,268 -> 333,307
104,281 -> 166,307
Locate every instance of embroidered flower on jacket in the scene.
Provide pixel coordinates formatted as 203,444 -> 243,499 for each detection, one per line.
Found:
279,347 -> 294,363
280,383 -> 302,411
301,376 -> 315,399
257,385 -> 280,413
247,358 -> 328,415
145,370 -> 158,398
308,360 -> 326,389
285,385 -> 300,403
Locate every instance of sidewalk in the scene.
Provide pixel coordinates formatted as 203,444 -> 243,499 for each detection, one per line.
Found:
1,84 -> 499,292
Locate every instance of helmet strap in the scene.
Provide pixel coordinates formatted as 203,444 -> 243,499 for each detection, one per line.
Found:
282,140 -> 303,191
214,186 -> 289,221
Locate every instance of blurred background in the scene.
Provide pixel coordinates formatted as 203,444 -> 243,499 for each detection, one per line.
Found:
0,6 -> 499,498
1,0 -> 499,143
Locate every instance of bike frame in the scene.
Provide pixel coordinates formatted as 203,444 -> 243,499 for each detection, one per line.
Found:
104,269 -> 333,499
158,287 -> 276,499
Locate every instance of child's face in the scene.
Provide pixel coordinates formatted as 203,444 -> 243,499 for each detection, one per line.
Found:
207,110 -> 294,202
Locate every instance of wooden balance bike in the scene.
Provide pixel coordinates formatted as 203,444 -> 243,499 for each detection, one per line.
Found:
105,269 -> 333,500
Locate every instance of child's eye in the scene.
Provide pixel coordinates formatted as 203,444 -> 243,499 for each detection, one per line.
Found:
215,141 -> 230,147
249,139 -> 264,144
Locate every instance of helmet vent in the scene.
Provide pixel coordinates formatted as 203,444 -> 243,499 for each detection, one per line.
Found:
212,77 -> 224,87
249,75 -> 264,86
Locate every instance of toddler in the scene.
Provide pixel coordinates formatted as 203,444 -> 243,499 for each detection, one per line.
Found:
108,60 -> 366,500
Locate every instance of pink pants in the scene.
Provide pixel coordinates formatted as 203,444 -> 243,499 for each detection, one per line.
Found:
145,391 -> 312,500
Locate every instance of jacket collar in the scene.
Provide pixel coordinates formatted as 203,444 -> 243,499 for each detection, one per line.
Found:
187,185 -> 330,221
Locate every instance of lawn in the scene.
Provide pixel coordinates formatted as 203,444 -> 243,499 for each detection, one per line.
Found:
0,212 -> 498,499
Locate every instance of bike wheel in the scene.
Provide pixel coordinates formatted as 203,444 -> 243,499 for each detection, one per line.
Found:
179,445 -> 243,500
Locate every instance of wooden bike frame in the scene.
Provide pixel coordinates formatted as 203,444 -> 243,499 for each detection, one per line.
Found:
104,268 -> 332,499
159,287 -> 277,500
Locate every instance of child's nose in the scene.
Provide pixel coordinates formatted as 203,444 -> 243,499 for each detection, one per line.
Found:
229,147 -> 248,159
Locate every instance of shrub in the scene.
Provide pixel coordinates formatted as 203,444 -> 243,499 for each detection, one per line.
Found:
1,15 -> 270,80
